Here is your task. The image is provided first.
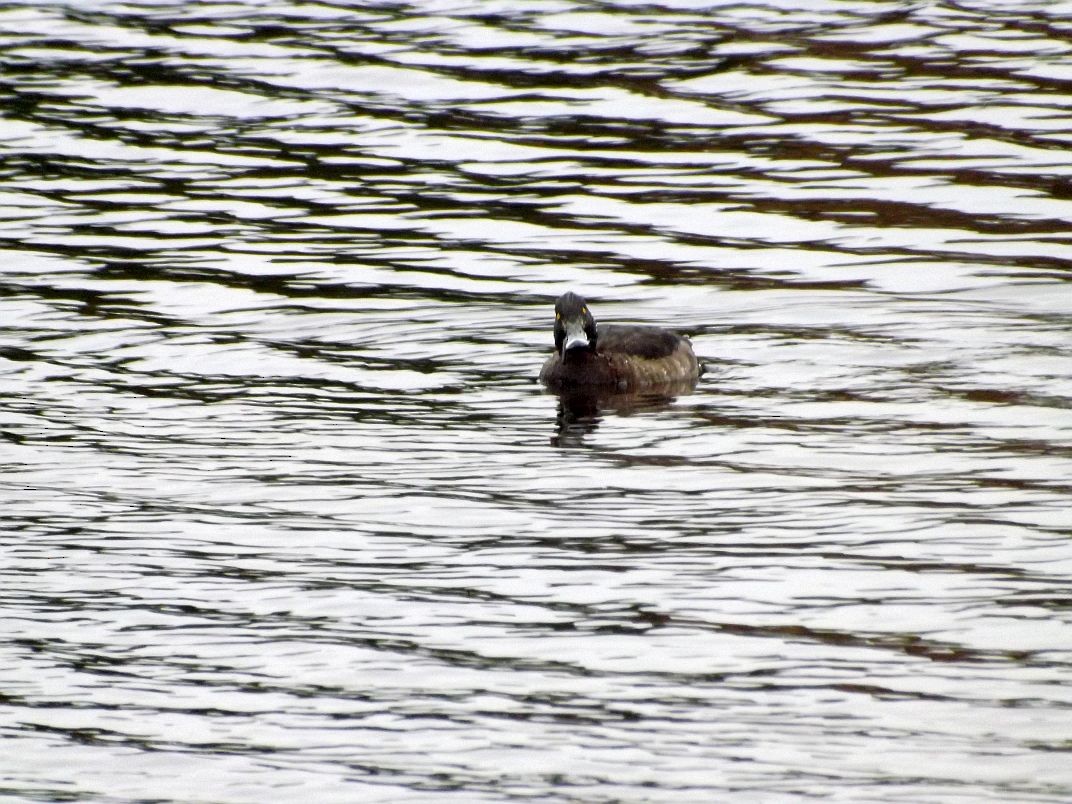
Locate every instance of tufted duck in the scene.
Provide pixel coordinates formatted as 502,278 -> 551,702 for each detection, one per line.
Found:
539,292 -> 701,389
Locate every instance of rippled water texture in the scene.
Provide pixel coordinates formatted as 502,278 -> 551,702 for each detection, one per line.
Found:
2,1 -> 1072,801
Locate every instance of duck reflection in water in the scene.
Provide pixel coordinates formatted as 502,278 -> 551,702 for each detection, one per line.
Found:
550,380 -> 700,446
539,292 -> 702,444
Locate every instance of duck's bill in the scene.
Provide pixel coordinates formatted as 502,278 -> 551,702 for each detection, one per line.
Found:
562,321 -> 589,353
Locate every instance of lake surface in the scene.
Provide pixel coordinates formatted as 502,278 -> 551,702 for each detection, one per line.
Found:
2,1 -> 1071,801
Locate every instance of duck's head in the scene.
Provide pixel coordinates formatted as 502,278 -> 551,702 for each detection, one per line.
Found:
553,292 -> 598,357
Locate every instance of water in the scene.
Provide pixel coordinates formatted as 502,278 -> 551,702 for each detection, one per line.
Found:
2,1 -> 1071,801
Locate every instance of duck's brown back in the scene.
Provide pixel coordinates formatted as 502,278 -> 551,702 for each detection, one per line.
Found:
540,324 -> 700,389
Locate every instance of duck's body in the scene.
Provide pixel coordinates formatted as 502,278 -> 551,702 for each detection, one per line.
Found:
539,292 -> 701,390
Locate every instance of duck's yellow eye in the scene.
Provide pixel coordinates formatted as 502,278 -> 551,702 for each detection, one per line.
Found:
581,307 -> 588,315
555,313 -> 560,320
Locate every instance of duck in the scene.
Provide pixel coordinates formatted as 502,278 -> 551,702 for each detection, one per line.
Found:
539,292 -> 701,390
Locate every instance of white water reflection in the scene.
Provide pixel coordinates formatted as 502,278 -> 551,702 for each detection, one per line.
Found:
2,1 -> 1072,802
